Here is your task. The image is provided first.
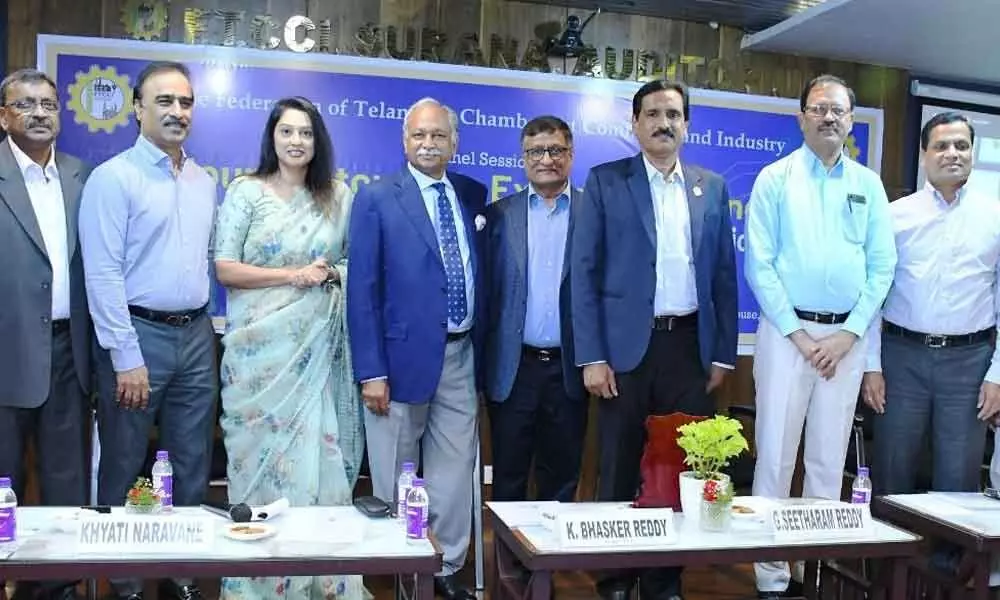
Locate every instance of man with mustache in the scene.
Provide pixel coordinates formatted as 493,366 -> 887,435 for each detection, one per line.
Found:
572,80 -> 738,600
0,68 -> 91,600
745,74 -> 896,599
79,61 -> 216,600
347,97 -> 487,600
862,112 -> 1000,495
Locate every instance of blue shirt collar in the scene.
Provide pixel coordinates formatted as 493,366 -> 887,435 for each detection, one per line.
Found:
407,162 -> 453,192
801,143 -> 845,176
134,134 -> 188,168
527,181 -> 571,213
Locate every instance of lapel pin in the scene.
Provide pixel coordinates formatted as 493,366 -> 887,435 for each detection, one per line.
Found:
692,185 -> 703,197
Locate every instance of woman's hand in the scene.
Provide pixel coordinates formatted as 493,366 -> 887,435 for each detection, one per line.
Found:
290,257 -> 329,288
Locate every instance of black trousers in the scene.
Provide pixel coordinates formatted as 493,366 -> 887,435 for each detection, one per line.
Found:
597,321 -> 712,599
489,348 -> 587,502
0,327 -> 87,599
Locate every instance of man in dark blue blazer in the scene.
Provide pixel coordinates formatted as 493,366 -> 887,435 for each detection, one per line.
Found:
485,115 -> 586,504
571,80 -> 738,600
347,97 -> 486,600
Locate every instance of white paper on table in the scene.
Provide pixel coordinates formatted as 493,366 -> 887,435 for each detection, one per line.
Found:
275,508 -> 366,545
893,494 -> 976,517
928,492 -> 1000,512
250,498 -> 290,522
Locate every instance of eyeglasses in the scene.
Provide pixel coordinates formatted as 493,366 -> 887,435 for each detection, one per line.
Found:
4,98 -> 60,113
524,146 -> 570,161
804,104 -> 850,118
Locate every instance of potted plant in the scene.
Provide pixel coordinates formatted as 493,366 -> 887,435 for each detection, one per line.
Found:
675,415 -> 748,524
125,477 -> 162,514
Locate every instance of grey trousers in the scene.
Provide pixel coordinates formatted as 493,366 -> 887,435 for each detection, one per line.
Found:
364,336 -> 477,576
874,333 -> 991,495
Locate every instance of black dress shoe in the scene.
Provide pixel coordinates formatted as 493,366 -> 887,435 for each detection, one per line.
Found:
160,584 -> 203,600
595,579 -> 634,600
433,575 -> 476,600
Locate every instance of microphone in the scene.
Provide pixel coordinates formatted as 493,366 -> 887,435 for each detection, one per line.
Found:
201,499 -> 253,523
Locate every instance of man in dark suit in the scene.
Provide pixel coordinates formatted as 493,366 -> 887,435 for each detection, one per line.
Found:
486,115 -> 586,503
0,69 -> 91,600
347,97 -> 487,600
572,80 -> 738,600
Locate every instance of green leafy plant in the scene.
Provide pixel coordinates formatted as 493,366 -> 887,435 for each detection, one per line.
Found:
676,415 -> 749,480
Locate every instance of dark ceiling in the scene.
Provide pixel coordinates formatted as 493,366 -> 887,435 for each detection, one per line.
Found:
512,0 -> 827,32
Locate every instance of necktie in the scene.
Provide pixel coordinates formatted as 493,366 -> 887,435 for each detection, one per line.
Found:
432,182 -> 468,326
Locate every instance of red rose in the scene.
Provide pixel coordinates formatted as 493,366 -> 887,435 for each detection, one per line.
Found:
702,480 -> 719,502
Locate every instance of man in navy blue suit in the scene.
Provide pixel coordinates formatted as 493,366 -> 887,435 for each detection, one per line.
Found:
572,80 -> 738,600
485,115 -> 586,504
347,97 -> 487,600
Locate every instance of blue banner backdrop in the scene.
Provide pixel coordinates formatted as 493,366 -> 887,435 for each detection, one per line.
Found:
38,35 -> 884,355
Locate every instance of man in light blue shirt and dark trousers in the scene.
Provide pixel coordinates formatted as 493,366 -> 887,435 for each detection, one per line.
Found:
745,74 -> 896,599
485,115 -> 586,504
79,61 -> 217,600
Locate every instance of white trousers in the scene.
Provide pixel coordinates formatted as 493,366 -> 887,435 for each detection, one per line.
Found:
752,317 -> 866,592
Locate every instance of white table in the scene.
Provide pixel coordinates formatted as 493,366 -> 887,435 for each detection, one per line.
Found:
488,499 -> 921,600
0,506 -> 440,600
876,493 -> 1000,600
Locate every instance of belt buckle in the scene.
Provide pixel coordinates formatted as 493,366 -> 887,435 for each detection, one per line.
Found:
166,314 -> 191,327
925,334 -> 947,348
537,349 -> 552,362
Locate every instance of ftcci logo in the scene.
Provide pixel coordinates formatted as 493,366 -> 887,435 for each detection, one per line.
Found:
67,65 -> 132,134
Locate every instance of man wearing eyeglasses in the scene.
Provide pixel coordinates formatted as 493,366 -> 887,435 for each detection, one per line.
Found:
485,115 -> 586,506
0,68 -> 91,600
745,74 -> 896,599
572,80 -> 738,600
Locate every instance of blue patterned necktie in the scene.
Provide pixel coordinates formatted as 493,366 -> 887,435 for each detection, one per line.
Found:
432,182 -> 468,326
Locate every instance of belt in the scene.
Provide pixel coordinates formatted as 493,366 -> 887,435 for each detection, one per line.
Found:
446,329 -> 470,342
51,319 -> 70,333
653,313 -> 697,331
522,345 -> 561,362
883,321 -> 994,349
795,309 -> 850,325
128,304 -> 206,327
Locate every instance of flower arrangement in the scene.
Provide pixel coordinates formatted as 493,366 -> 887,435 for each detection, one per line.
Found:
125,477 -> 162,513
700,477 -> 735,531
676,415 -> 749,480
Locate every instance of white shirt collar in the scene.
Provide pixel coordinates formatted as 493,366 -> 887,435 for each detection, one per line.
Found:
407,162 -> 453,192
924,180 -> 967,207
8,137 -> 57,180
642,153 -> 684,185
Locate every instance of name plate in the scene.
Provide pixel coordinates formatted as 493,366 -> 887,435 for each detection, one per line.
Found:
76,515 -> 215,553
557,508 -> 676,549
771,504 -> 874,542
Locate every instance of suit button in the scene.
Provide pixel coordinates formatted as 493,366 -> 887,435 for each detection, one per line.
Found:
648,299 -> 653,305
41,316 -> 50,324
41,282 -> 49,289
441,321 -> 447,328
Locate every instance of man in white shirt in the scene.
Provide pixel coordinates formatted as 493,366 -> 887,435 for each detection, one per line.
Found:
862,111 -> 1000,495
0,68 -> 91,600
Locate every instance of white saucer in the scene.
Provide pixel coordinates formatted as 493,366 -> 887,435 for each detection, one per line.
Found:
224,523 -> 277,541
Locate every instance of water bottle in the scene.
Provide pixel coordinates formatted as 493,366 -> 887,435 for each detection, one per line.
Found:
396,461 -> 416,521
0,477 -> 17,547
851,466 -> 872,504
405,478 -> 429,543
151,450 -> 174,511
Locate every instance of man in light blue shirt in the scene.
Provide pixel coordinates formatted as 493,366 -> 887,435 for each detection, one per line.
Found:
485,116 -> 585,505
744,74 -> 896,599
79,61 -> 216,600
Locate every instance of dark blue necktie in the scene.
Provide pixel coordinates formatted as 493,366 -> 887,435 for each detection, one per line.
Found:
432,182 -> 468,326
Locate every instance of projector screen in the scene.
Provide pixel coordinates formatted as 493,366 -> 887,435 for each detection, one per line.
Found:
916,105 -> 1000,198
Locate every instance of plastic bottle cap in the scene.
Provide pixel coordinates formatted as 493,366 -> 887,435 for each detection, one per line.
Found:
857,467 -> 869,477
0,477 -> 9,488
402,461 -> 415,472
156,450 -> 169,460
411,478 -> 424,487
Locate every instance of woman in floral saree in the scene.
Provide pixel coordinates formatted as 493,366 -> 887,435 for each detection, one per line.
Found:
213,97 -> 364,600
